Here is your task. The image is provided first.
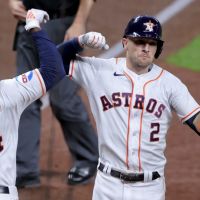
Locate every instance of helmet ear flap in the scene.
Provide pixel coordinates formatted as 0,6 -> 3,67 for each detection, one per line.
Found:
155,40 -> 164,59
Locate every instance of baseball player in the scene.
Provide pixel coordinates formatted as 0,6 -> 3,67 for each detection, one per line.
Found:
0,9 -> 67,200
58,15 -> 200,200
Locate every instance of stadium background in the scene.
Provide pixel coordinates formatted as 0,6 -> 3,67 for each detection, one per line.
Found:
0,0 -> 200,199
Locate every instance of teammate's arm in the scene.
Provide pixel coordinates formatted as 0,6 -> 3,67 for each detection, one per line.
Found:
8,0 -> 27,21
64,0 -> 95,40
185,112 -> 200,135
25,9 -> 66,90
57,32 -> 109,74
57,38 -> 83,74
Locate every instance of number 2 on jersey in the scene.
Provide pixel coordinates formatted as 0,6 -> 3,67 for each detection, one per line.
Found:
150,123 -> 160,142
0,135 -> 3,151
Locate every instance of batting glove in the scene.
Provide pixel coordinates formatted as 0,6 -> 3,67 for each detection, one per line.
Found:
78,32 -> 109,50
25,9 -> 49,31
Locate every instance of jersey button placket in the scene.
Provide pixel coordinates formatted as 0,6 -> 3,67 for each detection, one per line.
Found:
130,79 -> 142,171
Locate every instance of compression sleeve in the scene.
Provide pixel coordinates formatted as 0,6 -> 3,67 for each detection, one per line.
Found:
57,38 -> 83,74
185,111 -> 200,136
31,30 -> 66,91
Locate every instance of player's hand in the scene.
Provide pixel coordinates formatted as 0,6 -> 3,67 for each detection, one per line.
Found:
78,32 -> 109,50
25,9 -> 49,31
8,0 -> 27,21
64,22 -> 86,41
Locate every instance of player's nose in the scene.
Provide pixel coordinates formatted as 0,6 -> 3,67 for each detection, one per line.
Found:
142,43 -> 150,53
143,44 -> 150,52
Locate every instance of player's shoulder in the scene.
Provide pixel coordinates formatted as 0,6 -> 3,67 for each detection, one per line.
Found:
154,64 -> 182,85
75,55 -> 121,70
76,55 -> 117,63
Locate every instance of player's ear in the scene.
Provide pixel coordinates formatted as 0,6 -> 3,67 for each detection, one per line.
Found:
122,38 -> 128,49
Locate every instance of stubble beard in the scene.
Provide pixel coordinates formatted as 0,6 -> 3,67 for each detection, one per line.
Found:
131,56 -> 152,71
126,51 -> 154,73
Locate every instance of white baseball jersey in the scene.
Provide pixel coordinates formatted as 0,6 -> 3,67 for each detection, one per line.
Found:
69,56 -> 200,176
0,69 -> 45,197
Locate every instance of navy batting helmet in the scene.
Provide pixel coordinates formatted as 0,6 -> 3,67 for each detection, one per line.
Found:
123,15 -> 164,58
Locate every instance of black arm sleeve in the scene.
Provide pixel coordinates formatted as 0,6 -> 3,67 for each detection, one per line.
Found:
185,111 -> 200,136
57,38 -> 83,74
31,30 -> 66,91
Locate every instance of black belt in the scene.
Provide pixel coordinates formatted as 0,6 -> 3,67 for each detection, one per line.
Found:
0,186 -> 9,194
98,163 -> 160,182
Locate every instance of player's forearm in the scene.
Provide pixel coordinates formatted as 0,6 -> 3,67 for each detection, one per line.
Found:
57,38 -> 83,74
32,30 -> 66,90
57,31 -> 108,74
73,0 -> 94,25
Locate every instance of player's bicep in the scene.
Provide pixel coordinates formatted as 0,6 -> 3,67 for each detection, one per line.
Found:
170,79 -> 199,119
69,56 -> 97,88
1,79 -> 27,110
1,70 -> 45,109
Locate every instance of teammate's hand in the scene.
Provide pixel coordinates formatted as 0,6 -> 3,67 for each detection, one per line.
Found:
78,32 -> 109,50
64,22 -> 86,41
8,0 -> 27,21
25,9 -> 49,31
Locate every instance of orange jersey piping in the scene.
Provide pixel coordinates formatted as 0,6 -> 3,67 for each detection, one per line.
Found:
181,106 -> 200,122
138,69 -> 164,171
69,60 -> 75,80
35,69 -> 46,96
115,58 -> 119,64
124,72 -> 134,170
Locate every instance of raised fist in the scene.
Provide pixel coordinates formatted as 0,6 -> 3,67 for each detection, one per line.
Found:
25,9 -> 49,31
78,32 -> 109,50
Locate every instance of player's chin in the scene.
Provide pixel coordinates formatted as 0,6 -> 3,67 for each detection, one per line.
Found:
140,56 -> 153,66
138,59 -> 152,68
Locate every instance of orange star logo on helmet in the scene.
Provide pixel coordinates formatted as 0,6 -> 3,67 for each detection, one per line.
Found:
144,20 -> 155,32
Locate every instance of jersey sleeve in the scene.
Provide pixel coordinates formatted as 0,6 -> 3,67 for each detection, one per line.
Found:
68,55 -> 101,90
169,77 -> 200,122
0,69 -> 46,113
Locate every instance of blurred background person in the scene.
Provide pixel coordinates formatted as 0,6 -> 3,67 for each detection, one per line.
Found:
9,0 -> 98,188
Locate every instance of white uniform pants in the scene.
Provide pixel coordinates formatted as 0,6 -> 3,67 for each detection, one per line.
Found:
0,186 -> 18,200
92,170 -> 166,200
